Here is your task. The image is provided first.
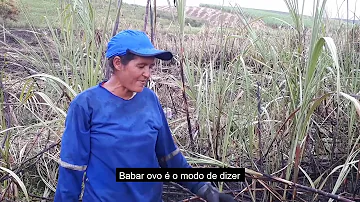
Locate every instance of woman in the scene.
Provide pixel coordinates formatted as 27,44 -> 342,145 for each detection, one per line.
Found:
54,30 -> 236,202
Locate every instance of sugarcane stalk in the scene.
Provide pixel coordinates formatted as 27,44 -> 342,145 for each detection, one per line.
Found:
245,168 -> 355,202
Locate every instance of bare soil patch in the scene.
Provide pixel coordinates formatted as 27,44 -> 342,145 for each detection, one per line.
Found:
156,6 -> 267,28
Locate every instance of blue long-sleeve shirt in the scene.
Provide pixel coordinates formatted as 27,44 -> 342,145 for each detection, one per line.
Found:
54,81 -> 205,202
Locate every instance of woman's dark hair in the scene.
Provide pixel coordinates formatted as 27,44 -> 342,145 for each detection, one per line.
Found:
108,51 -> 136,71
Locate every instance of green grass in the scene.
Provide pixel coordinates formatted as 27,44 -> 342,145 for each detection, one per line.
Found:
5,0 -> 60,28
9,0 -> 153,28
242,7 -> 314,27
199,3 -> 355,29
4,0 -> 203,34
199,3 -> 314,27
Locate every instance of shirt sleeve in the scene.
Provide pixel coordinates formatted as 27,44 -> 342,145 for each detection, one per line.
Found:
154,99 -> 206,194
54,100 -> 91,202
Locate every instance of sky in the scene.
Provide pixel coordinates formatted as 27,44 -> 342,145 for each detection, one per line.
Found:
122,0 -> 360,19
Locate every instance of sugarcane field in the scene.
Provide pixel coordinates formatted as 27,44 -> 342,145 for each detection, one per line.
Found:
1,0 -> 360,201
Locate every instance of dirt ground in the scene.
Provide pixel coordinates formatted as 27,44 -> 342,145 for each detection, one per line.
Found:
1,28 -> 54,76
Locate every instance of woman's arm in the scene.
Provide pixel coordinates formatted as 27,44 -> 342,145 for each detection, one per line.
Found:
54,101 -> 91,202
154,99 -> 206,194
154,97 -> 236,202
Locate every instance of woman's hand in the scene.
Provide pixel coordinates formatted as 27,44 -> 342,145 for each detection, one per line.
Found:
195,183 -> 237,202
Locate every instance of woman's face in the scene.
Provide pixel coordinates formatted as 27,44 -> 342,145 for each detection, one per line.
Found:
113,55 -> 155,93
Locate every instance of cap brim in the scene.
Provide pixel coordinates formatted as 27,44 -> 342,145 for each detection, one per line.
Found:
127,48 -> 173,61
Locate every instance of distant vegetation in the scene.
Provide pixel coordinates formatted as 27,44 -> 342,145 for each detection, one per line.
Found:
199,3 -> 314,28
199,3 -> 359,28
3,0 -> 176,30
0,0 -> 20,23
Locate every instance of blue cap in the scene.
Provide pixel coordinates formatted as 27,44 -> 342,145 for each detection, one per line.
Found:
105,30 -> 173,61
